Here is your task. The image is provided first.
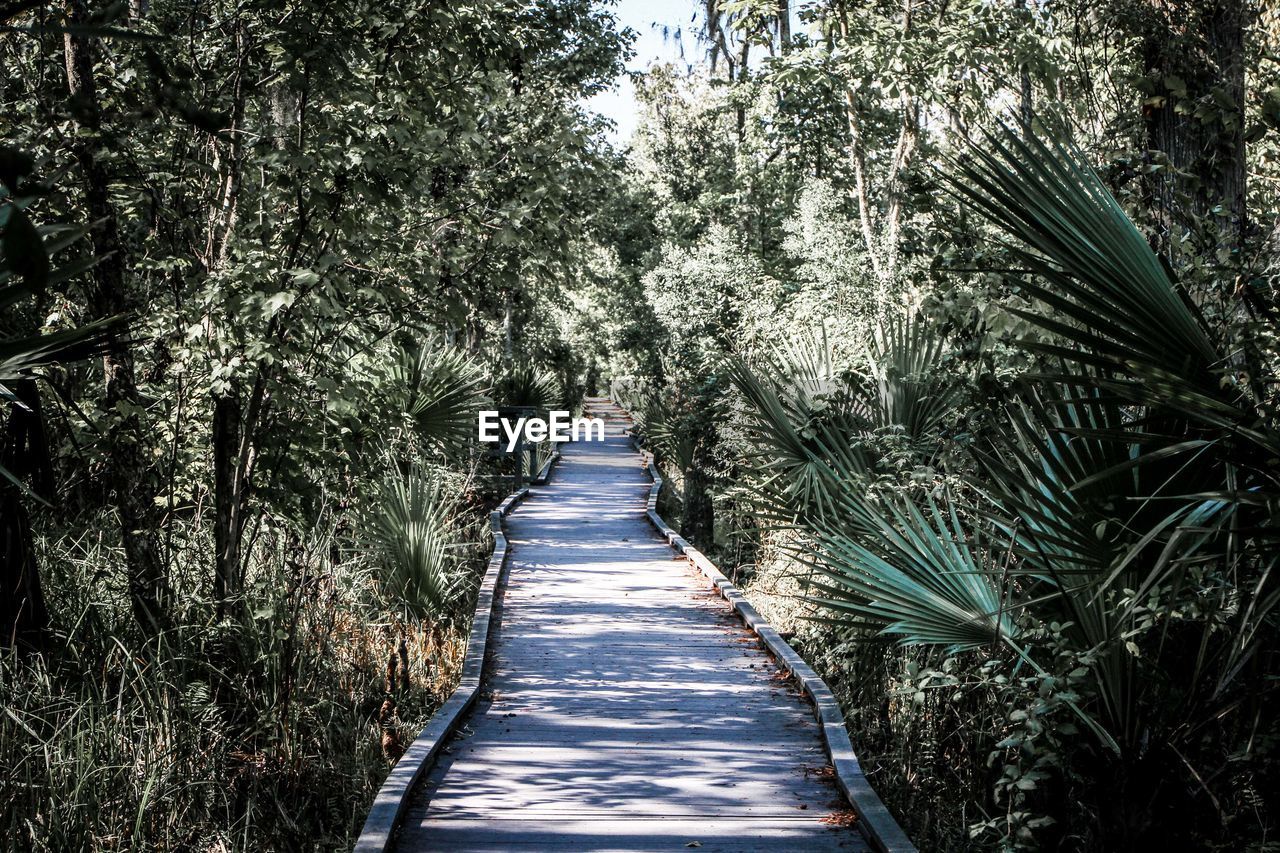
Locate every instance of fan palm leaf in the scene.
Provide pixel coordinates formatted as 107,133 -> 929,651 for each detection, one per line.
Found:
863,313 -> 963,441
643,393 -> 702,474
948,126 -> 1218,377
365,464 -> 463,620
950,124 -> 1280,753
0,316 -> 126,387
725,345 -> 870,523
948,124 -> 1279,480
727,318 -> 959,523
390,345 -> 487,450
494,364 -> 561,410
806,491 -> 1016,651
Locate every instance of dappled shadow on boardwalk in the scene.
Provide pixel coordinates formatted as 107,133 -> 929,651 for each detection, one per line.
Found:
395,413 -> 867,852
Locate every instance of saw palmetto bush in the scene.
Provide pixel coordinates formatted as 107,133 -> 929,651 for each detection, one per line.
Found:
954,128 -> 1278,761
641,390 -> 702,475
365,463 -> 469,622
388,344 -> 489,452
729,125 -> 1279,849
493,363 -> 562,411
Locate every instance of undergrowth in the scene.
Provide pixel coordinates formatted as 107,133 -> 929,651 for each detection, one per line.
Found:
1,516 -> 478,853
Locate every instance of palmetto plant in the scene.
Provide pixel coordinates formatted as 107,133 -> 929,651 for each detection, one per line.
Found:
725,329 -> 863,521
729,319 -> 1021,659
641,391 -> 703,475
730,122 -> 1279,782
726,316 -> 956,526
953,128 -> 1279,750
389,344 -> 488,451
494,363 -> 562,410
365,463 -> 464,621
863,315 -> 963,442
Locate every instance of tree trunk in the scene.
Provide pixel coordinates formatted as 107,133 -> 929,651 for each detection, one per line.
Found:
503,291 -> 514,365
836,5 -> 882,282
878,0 -> 917,291
1,381 -> 51,648
212,392 -> 243,606
207,25 -> 251,612
1140,0 -> 1248,256
881,94 -> 918,285
63,0 -> 169,635
211,359 -> 269,610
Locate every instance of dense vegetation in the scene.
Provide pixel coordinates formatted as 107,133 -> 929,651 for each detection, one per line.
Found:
1,1 -> 619,848
595,1 -> 1280,850
3,0 -> 1278,850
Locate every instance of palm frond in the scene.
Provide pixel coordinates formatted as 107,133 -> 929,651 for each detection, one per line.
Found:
805,492 -> 1016,652
390,345 -> 487,450
947,124 -> 1280,480
863,313 -> 963,441
948,125 -> 1218,381
0,316 -> 126,385
365,464 -> 463,620
494,363 -> 561,410
725,334 -> 873,524
643,393 -> 702,473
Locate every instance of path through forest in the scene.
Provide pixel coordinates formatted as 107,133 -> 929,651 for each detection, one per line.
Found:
394,400 -> 867,851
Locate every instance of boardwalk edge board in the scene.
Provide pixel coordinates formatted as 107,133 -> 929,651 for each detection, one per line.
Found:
632,440 -> 917,853
353,480 -> 540,853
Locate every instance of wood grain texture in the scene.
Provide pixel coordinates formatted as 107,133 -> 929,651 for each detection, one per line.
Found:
394,401 -> 870,852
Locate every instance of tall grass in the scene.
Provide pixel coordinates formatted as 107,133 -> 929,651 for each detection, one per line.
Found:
1,516 -> 474,852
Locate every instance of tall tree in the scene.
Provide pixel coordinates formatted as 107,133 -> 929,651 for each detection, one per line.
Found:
62,1 -> 170,633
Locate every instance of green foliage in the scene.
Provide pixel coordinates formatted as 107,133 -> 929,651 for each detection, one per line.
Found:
365,464 -> 469,621
725,122 -> 1279,848
0,518 -> 451,851
5,0 -> 1278,848
603,0 -> 1280,847
948,128 -> 1221,384
0,151 -> 126,489
809,493 -> 1017,651
1,0 -> 628,847
389,345 -> 488,452
493,363 -> 563,410
863,315 -> 964,443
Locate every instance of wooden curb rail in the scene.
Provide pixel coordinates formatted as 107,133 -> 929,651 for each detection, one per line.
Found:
354,484 -> 532,853
638,447 -> 917,853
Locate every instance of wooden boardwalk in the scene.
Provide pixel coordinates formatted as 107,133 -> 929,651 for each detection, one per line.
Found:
395,401 -> 869,852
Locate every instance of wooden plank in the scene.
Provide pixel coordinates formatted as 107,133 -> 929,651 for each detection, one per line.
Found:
400,817 -> 867,852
